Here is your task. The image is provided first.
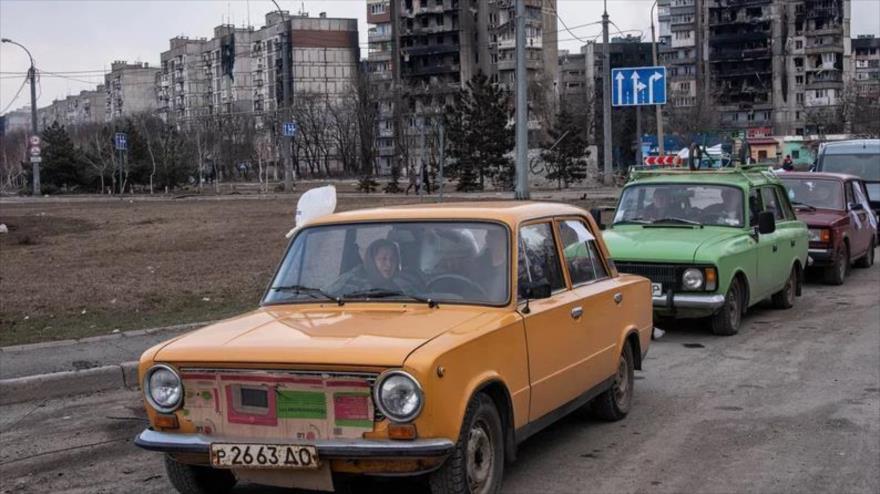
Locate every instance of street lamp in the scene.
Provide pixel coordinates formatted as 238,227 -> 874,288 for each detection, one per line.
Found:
649,1 -> 665,156
1,37 -> 40,194
269,0 -> 294,191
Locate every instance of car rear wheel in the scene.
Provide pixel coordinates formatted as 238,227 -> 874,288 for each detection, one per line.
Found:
430,394 -> 504,494
824,245 -> 849,285
590,343 -> 634,421
771,266 -> 797,309
854,237 -> 875,268
164,455 -> 236,494
710,278 -> 743,336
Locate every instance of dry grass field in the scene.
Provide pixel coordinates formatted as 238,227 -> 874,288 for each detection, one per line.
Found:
0,192 -> 611,346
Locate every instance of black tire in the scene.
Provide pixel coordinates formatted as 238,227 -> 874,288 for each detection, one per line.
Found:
771,266 -> 797,309
590,343 -> 635,421
824,244 -> 849,285
430,394 -> 505,494
711,278 -> 743,336
164,455 -> 236,494
854,237 -> 875,268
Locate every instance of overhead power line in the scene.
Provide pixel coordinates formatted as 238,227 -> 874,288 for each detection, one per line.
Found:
1,74 -> 30,114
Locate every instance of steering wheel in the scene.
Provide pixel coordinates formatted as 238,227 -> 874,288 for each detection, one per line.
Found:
426,274 -> 488,300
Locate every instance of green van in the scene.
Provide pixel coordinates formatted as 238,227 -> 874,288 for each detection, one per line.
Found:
599,166 -> 809,335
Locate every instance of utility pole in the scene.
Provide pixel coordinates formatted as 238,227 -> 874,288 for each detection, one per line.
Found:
439,122 -> 445,202
601,2 -> 613,185
514,0 -> 529,200
650,0 -> 665,155
636,106 -> 642,166
272,0 -> 294,192
2,38 -> 39,194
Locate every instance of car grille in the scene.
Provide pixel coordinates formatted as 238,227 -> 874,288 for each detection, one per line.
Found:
615,262 -> 678,285
181,368 -> 384,422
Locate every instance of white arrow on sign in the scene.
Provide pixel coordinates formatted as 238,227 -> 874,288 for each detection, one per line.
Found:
615,72 -> 625,105
648,71 -> 664,104
631,72 -> 643,104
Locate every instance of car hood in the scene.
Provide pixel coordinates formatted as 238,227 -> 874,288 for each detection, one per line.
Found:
603,225 -> 743,263
794,208 -> 847,227
154,305 -> 487,368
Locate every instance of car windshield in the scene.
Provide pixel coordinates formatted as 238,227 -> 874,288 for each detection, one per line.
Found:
613,184 -> 744,227
820,154 -> 880,182
264,221 -> 509,306
780,178 -> 844,210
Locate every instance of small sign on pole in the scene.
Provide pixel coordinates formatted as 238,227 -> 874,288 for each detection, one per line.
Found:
115,132 -> 128,151
29,156 -> 42,163
29,135 -> 41,147
29,146 -> 41,157
282,122 -> 297,137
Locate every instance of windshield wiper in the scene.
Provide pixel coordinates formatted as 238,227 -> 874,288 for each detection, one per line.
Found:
341,288 -> 438,308
791,200 -> 817,211
271,285 -> 343,305
650,217 -> 703,227
612,218 -> 652,225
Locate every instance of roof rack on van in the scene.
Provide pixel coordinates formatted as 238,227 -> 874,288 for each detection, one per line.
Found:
628,163 -> 776,184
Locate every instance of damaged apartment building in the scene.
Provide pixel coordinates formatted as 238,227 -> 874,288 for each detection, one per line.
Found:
366,0 -> 558,174
660,0 -> 850,136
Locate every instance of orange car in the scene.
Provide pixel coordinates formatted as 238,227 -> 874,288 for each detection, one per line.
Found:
135,202 -> 652,494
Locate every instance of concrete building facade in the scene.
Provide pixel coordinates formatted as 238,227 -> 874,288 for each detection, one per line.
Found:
158,37 -> 210,122
852,35 -> 880,99
104,61 -> 161,120
36,86 -> 106,129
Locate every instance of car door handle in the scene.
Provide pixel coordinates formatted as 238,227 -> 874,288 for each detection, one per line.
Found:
791,240 -> 796,247
614,293 -> 623,305
571,307 -> 583,319
773,244 -> 778,252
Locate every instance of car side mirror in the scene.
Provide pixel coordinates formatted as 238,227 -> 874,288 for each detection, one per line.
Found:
524,282 -> 552,300
850,202 -> 865,211
757,211 -> 776,235
590,208 -> 606,230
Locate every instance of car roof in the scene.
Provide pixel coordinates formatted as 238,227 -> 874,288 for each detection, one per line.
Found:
779,172 -> 861,182
821,139 -> 880,154
307,201 -> 588,227
625,166 -> 780,188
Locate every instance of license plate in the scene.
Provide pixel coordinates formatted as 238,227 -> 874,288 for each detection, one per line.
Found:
211,443 -> 319,469
652,283 -> 663,297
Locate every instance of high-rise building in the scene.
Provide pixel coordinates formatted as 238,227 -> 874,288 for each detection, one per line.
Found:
104,61 -> 161,120
158,37 -> 210,122
366,0 -> 559,174
852,35 -> 880,100
657,0 -> 704,108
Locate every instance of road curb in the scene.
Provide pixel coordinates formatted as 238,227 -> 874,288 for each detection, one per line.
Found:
0,362 -> 140,406
0,320 -> 213,353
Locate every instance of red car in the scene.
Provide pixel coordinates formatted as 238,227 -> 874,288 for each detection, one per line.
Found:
780,172 -> 876,284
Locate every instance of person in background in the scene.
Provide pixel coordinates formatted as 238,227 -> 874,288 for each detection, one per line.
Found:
782,154 -> 794,172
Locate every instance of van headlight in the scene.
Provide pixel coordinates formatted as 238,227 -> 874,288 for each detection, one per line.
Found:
144,364 -> 183,413
374,370 -> 423,423
682,268 -> 704,290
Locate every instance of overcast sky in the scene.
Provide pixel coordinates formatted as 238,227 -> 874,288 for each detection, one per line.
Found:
2,0 -> 879,113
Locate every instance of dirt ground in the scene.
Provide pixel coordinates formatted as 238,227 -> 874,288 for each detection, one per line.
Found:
0,192 -> 611,346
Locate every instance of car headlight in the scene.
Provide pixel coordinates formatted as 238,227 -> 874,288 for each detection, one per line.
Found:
374,370 -> 423,423
144,364 -> 183,413
682,268 -> 704,290
809,228 -> 830,243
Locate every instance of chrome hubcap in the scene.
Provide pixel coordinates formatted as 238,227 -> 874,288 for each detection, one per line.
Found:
466,421 -> 494,494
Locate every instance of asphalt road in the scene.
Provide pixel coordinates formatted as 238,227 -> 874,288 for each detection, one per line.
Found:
1,260 -> 877,494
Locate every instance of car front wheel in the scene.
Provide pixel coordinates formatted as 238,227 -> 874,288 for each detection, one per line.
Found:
711,278 -> 743,336
430,394 -> 504,494
164,455 -> 236,494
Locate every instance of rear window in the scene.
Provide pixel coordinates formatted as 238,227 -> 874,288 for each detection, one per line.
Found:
819,154 -> 880,182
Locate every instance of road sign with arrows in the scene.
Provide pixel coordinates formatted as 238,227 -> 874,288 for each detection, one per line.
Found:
611,66 -> 667,107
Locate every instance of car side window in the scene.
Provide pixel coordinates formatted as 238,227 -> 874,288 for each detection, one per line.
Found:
749,188 -> 762,226
559,220 -> 608,286
518,223 -> 566,299
775,185 -> 796,220
845,181 -> 855,208
761,187 -> 785,221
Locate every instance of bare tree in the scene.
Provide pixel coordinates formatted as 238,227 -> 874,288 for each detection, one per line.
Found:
0,130 -> 28,193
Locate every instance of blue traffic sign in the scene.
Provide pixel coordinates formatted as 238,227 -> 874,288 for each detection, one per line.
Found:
611,66 -> 667,107
282,122 -> 297,137
114,132 -> 127,151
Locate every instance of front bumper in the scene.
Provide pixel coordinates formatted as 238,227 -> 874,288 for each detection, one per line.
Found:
808,248 -> 834,266
134,428 -> 455,459
652,292 -> 726,310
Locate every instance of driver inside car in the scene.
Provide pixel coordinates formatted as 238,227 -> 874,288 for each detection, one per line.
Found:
471,228 -> 508,302
327,239 -> 422,296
